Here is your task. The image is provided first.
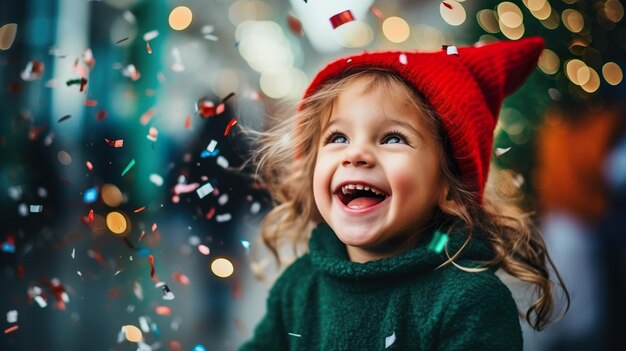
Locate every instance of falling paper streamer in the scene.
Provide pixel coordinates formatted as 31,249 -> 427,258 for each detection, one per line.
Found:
385,332 -> 396,348
121,159 -> 136,176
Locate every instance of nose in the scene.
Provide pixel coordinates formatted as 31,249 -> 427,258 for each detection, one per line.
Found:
341,144 -> 376,168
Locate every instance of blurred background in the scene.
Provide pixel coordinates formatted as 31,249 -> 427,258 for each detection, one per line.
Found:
0,0 -> 625,350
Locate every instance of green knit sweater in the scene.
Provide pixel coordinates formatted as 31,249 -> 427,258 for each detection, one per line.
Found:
240,223 -> 522,350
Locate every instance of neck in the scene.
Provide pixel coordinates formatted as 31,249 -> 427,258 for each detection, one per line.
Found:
345,232 -> 422,263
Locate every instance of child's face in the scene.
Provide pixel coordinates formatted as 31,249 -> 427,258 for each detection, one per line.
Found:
312,77 -> 447,262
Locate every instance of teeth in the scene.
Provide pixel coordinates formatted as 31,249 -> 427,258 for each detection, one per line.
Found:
339,184 -> 387,196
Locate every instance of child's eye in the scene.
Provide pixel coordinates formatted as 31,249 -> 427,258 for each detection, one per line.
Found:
382,131 -> 410,145
323,130 -> 348,144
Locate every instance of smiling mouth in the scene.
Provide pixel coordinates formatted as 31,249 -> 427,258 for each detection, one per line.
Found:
335,186 -> 389,209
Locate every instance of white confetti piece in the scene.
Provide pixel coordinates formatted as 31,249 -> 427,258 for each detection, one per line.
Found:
198,244 -> 210,256
77,271 -> 82,277
216,155 -> 229,168
218,194 -> 229,205
139,316 -> 150,333
34,295 -> 47,308
513,174 -> 525,188
241,240 -> 250,252
133,282 -> 144,301
6,310 -> 18,323
215,213 -> 231,223
196,182 -> 214,199
250,201 -> 260,214
143,30 -> 159,41
446,45 -> 458,56
162,291 -> 175,300
495,147 -> 511,157
385,331 -> 396,348
399,53 -> 407,65
207,139 -> 218,153
288,333 -> 301,337
18,203 -> 28,217
114,270 -> 123,276
71,248 -> 75,259
29,205 -> 43,213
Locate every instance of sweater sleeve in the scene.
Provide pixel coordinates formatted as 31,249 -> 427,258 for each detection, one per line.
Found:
238,279 -> 289,351
437,272 -> 523,351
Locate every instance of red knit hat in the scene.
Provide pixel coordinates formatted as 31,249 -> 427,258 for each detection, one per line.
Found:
300,37 -> 544,202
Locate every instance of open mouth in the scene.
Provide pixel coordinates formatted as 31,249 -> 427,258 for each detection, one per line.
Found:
335,184 -> 389,209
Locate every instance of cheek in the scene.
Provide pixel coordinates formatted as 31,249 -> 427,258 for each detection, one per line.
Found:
312,156 -> 331,205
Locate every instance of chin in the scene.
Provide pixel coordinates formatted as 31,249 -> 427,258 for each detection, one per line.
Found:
330,222 -> 383,247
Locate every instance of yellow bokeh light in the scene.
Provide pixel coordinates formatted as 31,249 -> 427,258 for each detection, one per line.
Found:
602,62 -> 623,85
565,59 -> 587,85
531,0 -> 551,20
541,10 -> 560,30
605,0 -> 624,23
440,1 -> 466,26
336,21 -> 374,48
121,325 -> 143,343
497,2 -> 523,28
211,258 -> 234,278
576,66 -> 591,86
581,68 -> 600,93
382,17 -> 410,43
106,211 -> 127,234
101,184 -> 123,207
169,6 -> 193,31
477,10 -> 500,33
562,9 -> 584,33
538,49 -> 559,75
526,0 -> 546,12
500,22 -> 525,40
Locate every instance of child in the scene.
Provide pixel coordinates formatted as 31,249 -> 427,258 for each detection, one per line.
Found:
240,37 -> 568,350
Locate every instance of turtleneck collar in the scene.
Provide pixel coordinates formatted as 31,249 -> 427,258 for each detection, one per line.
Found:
308,222 -> 494,282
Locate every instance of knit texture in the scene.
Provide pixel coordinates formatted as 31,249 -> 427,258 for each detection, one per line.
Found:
239,223 -> 522,350
299,37 -> 544,202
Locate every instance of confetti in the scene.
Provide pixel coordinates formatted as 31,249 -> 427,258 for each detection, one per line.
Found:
83,187 -> 98,203
329,10 -> 355,29
196,182 -> 214,199
495,147 -> 511,157
143,30 -> 159,41
385,332 -> 396,348
175,183 -> 200,194
197,99 -> 215,118
121,158 -> 136,176
205,207 -> 216,220
428,230 -> 448,253
442,1 -> 453,10
105,138 -> 124,147
86,161 -> 94,171
193,345 -> 207,351
84,99 -> 98,106
224,118 -> 237,136
443,45 -> 459,56
146,41 -> 152,54
6,310 -> 17,323
215,213 -> 231,223
171,47 -> 184,72
198,244 -> 210,256
20,60 -> 44,81
140,107 -> 156,125
399,53 -> 408,65
122,64 -> 141,81
57,114 -> 72,123
216,155 -> 229,168
4,325 -> 18,334
115,37 -> 129,44
83,48 -> 95,68
96,109 -> 107,120
287,14 -> 303,36
77,271 -> 82,277
370,6 -> 384,20
201,25 -> 218,41
29,205 -> 43,213
200,149 -> 219,158
149,174 -> 163,186
88,209 -> 94,224
151,223 -> 157,232
147,127 -> 158,142
185,115 -> 192,128
148,255 -> 155,278
133,206 -> 146,213
173,272 -> 190,285
218,194 -> 229,205
288,333 -> 301,337
250,201 -> 261,214
155,306 -> 171,315
71,248 -> 75,259
207,139 -> 218,153
0,23 -> 18,50
133,282 -> 144,300
241,240 -> 250,252
161,284 -> 175,300
121,325 -> 143,343
34,295 -> 47,308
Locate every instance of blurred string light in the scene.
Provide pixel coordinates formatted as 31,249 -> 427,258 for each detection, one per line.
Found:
211,258 -> 234,278
169,6 -> 193,31
106,211 -> 129,235
382,16 -> 410,43
235,20 -> 307,99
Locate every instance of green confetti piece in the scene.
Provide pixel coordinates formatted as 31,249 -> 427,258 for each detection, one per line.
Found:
428,230 -> 448,253
121,158 -> 136,176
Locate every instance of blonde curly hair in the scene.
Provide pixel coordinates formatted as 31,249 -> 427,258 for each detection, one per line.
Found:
243,69 -> 568,331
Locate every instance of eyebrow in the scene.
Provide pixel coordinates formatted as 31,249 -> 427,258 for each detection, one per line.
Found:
323,118 -> 425,141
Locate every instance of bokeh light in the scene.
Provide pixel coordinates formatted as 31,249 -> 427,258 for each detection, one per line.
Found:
121,325 -> 143,343
580,67 -> 600,93
169,6 -> 193,31
562,9 -> 584,33
440,0 -> 466,26
106,211 -> 128,234
477,9 -> 500,34
101,183 -> 123,207
602,62 -> 623,85
382,17 -> 410,43
211,258 -> 234,278
565,59 -> 587,85
538,49 -> 560,75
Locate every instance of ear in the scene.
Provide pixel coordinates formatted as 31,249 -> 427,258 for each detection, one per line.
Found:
437,183 -> 461,215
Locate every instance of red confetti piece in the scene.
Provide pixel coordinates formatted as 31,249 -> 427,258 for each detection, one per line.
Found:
84,99 -> 98,106
148,255 -> 155,278
4,325 -> 19,334
216,103 -> 225,115
442,1 -> 453,10
329,10 -> 355,29
86,161 -> 93,171
133,206 -> 146,213
185,115 -> 192,129
152,223 -> 157,232
206,207 -> 215,220
155,306 -> 171,316
115,37 -> 129,44
197,99 -> 215,118
88,209 -> 94,224
224,118 -> 237,136
80,77 -> 87,92
140,107 -> 156,125
370,6 -> 384,20
96,109 -> 107,120
104,138 -> 124,147
146,41 -> 152,54
173,272 -> 190,285
287,14 -> 303,36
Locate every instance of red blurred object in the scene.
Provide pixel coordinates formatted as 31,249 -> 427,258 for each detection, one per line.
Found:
329,10 -> 355,29
287,14 -> 303,35
197,99 -> 215,118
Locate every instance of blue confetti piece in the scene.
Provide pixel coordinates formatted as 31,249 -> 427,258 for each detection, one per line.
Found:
2,242 -> 16,253
428,230 -> 449,253
193,344 -> 207,351
200,148 -> 220,158
83,187 -> 98,203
